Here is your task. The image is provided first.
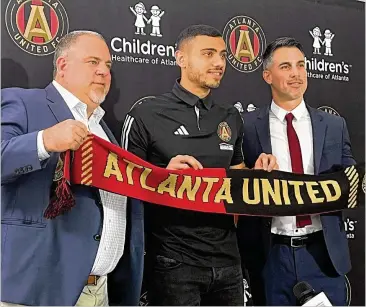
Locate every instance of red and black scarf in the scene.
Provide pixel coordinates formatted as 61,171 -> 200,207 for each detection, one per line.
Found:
44,134 -> 365,219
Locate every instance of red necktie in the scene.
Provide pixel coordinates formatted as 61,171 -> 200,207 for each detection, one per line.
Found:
285,113 -> 312,228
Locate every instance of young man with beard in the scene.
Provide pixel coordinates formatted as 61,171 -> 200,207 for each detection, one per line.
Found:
121,24 -> 277,306
1,31 -> 144,306
237,37 -> 355,306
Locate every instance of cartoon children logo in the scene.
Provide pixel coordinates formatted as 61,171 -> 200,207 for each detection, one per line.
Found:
309,27 -> 335,56
130,2 -> 165,37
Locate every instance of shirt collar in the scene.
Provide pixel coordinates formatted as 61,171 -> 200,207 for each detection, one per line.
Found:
52,80 -> 105,124
270,99 -> 307,122
172,78 -> 213,110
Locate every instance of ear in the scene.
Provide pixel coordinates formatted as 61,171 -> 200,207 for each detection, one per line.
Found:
175,50 -> 186,69
56,56 -> 67,77
262,70 -> 272,85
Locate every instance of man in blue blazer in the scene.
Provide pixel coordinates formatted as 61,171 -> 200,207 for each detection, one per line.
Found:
237,37 -> 355,306
1,31 -> 144,306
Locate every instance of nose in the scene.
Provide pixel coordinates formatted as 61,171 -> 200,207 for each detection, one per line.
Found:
290,65 -> 300,78
96,63 -> 110,76
212,53 -> 225,69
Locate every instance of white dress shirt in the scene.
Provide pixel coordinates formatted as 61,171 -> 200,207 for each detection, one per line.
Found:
269,100 -> 323,236
37,80 -> 127,276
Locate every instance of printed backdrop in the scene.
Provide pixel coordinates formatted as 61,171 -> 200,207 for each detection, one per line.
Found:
2,0 -> 365,305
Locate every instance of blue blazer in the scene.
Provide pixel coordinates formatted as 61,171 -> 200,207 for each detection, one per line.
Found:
1,84 -> 144,306
237,104 -> 355,277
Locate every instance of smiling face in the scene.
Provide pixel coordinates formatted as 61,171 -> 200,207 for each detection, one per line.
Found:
55,34 -> 112,110
325,31 -> 332,38
263,46 -> 307,106
313,28 -> 321,37
176,35 -> 227,91
151,9 -> 160,16
135,5 -> 144,14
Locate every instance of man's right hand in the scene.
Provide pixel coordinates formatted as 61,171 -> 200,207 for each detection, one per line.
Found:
43,119 -> 89,152
166,155 -> 203,170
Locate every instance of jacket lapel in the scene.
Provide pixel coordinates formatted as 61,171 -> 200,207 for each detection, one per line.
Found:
308,106 -> 326,175
46,83 -> 119,146
45,83 -> 75,122
255,105 -> 272,154
100,120 -> 119,146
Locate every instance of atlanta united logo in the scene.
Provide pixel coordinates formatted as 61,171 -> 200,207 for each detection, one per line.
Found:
217,122 -> 232,142
53,156 -> 64,182
5,0 -> 69,56
223,15 -> 266,73
317,106 -> 340,116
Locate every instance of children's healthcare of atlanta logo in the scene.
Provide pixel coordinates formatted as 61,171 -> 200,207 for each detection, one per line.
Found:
306,26 -> 352,82
110,2 -> 176,66
5,0 -> 69,56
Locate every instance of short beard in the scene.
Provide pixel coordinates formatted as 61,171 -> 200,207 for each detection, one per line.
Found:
205,80 -> 220,89
88,89 -> 107,105
187,69 -> 221,90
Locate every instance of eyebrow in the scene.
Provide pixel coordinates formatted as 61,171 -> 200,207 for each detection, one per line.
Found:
87,56 -> 112,65
201,48 -> 227,54
279,60 -> 305,66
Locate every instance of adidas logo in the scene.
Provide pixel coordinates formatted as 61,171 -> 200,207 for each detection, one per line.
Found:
174,125 -> 189,135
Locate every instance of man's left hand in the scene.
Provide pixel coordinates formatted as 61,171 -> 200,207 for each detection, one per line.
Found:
254,153 -> 278,172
